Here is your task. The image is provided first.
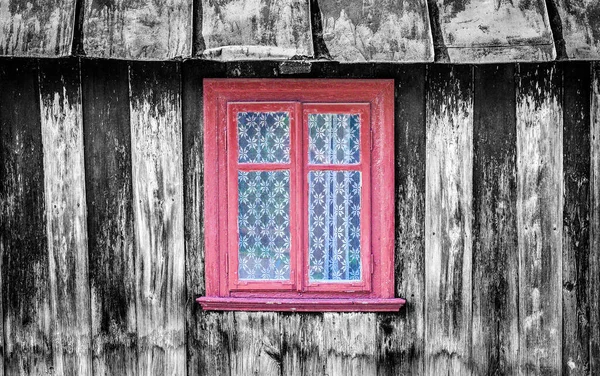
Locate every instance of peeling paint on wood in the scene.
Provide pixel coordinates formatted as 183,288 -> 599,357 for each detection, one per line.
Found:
516,63 -> 562,374
0,0 -> 76,56
425,64 -> 473,375
0,60 -> 52,375
129,62 -> 186,374
431,0 -> 555,63
555,0 -> 600,59
324,312 -> 377,375
83,0 -> 191,60
197,0 -> 313,60
318,0 -> 433,62
562,61 -> 591,376
82,59 -> 138,376
38,58 -> 92,376
471,64 -> 519,375
376,65 -> 426,376
589,62 -> 600,374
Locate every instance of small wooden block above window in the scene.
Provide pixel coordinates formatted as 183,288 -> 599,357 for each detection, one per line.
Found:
199,79 -> 403,312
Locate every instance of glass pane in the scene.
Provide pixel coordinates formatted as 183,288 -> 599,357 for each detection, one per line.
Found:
308,171 -> 361,281
237,111 -> 290,163
238,171 -> 291,280
308,113 -> 360,164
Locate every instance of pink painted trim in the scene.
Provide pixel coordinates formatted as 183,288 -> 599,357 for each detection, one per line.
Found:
197,296 -> 406,312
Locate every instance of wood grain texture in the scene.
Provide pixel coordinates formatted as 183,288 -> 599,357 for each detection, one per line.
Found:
82,59 -> 138,376
516,63 -> 563,375
318,0 -> 433,62
562,61 -> 591,375
323,312 -> 377,376
0,0 -> 76,56
129,61 -> 186,375
83,0 -> 191,60
430,0 -> 555,63
280,313 -> 325,376
0,59 -> 52,375
555,0 -> 600,59
197,0 -> 313,60
376,64 -> 426,376
38,58 -> 92,376
229,312 -> 281,376
471,64 -> 519,375
181,60 -> 229,376
589,62 -> 600,374
425,64 -> 473,375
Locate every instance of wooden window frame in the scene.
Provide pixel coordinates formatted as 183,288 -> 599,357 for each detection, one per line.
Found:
198,79 -> 405,312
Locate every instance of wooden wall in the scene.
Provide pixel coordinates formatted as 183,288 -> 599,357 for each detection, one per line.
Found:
0,58 -> 599,375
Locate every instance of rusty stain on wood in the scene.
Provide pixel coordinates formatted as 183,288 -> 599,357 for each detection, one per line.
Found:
197,0 -> 313,60
82,59 -> 138,376
430,0 -> 556,63
471,64 -> 519,375
83,0 -> 191,60
516,62 -> 562,374
589,62 -> 600,374
129,61 -> 186,374
425,64 -> 473,375
0,0 -> 76,56
554,0 -> 600,59
0,60 -> 53,375
38,58 -> 92,376
318,0 -> 433,62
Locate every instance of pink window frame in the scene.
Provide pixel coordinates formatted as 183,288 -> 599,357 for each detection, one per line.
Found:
198,79 -> 405,312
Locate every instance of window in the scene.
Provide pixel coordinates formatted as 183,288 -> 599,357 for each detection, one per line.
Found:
197,79 -> 404,312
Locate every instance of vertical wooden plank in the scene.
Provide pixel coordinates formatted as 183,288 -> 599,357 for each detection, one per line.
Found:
323,312 -> 377,376
0,0 -> 76,56
280,313 -> 325,376
425,64 -> 473,375
181,60 -> 230,376
229,312 -> 281,376
376,64 -> 426,376
0,59 -> 52,375
83,0 -> 191,59
81,59 -> 138,376
589,62 -> 600,374
128,61 -> 186,375
555,0 -> 600,60
38,58 -> 92,376
562,61 -> 591,375
471,64 -> 519,375
516,63 -> 563,375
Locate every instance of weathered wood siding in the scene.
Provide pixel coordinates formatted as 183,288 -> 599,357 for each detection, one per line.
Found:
0,59 -> 599,375
554,0 -> 600,59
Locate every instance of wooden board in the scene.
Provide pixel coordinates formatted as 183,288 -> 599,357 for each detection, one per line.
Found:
197,0 -> 313,60
589,62 -> 600,374
555,0 -> 600,59
562,62 -> 591,375
83,0 -> 191,60
317,0 -> 433,62
38,58 -> 92,376
280,313 -> 325,376
376,64 -> 426,375
0,59 -> 52,375
323,312 -> 377,375
81,59 -> 138,376
129,61 -> 186,374
471,64 -> 519,375
516,63 -> 562,374
0,0 -> 76,56
425,64 -> 473,375
431,0 -> 555,63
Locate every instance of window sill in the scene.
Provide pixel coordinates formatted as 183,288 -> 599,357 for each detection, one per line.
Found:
196,297 -> 406,312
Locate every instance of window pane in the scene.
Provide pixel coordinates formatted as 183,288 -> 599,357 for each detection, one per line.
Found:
308,114 -> 360,164
308,171 -> 361,281
238,171 -> 291,280
237,112 -> 290,163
